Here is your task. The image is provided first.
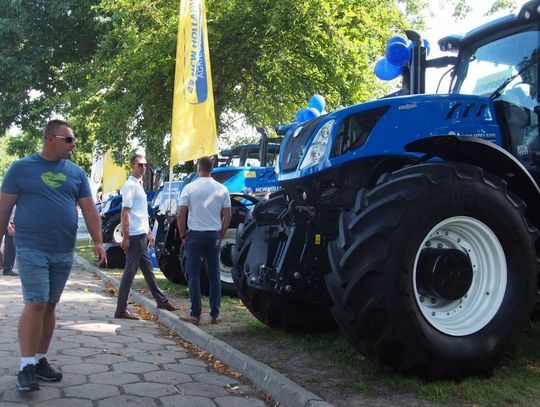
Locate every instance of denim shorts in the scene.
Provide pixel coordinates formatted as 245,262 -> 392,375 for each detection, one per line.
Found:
16,246 -> 74,304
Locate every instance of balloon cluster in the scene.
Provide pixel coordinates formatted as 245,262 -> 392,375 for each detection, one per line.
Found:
374,36 -> 430,81
296,94 -> 326,123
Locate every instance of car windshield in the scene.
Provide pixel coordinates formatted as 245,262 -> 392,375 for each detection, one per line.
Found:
453,29 -> 539,109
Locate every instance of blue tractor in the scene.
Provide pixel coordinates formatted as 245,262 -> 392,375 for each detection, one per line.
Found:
233,1 -> 540,379
155,134 -> 281,295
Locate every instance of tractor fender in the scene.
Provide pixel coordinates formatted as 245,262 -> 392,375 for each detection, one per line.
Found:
405,136 -> 540,227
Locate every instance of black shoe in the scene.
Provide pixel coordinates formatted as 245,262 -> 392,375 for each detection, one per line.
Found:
17,365 -> 39,392
3,270 -> 17,276
35,357 -> 63,382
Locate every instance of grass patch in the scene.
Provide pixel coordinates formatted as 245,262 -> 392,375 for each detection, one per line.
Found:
75,238 -> 540,406
76,238 -> 96,262
214,306 -> 540,405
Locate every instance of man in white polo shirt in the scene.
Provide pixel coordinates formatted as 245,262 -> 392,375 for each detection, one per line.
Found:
177,157 -> 231,325
114,153 -> 178,320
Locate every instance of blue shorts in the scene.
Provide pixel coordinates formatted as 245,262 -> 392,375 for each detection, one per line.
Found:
16,246 -> 74,304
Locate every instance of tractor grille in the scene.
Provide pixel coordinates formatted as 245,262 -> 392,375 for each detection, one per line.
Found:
444,102 -> 489,120
211,170 -> 241,184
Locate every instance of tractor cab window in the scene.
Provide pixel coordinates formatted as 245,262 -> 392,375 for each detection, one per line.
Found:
453,29 -> 540,167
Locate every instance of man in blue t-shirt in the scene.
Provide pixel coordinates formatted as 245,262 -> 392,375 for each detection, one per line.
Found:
0,119 -> 107,392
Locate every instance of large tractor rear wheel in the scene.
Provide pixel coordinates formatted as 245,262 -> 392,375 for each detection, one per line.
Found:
327,163 -> 538,379
234,218 -> 336,332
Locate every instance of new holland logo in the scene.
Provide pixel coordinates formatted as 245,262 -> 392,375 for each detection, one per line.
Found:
182,0 -> 208,105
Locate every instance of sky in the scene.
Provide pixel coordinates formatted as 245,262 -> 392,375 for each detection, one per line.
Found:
422,0 -> 530,91
425,1 -> 529,50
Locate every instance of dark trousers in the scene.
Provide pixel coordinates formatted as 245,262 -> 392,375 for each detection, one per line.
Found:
185,231 -> 221,318
3,232 -> 15,274
116,234 -> 168,313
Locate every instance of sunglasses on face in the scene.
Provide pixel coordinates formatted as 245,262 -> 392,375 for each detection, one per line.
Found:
53,135 -> 76,144
137,163 -> 147,168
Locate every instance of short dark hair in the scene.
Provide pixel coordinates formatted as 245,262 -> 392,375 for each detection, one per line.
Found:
45,119 -> 71,138
130,153 -> 145,165
198,156 -> 213,173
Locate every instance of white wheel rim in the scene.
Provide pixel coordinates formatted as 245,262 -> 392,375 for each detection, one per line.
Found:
220,229 -> 236,284
112,222 -> 123,245
413,216 -> 507,336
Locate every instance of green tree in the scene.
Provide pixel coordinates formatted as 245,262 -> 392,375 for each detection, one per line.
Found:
68,0 -> 424,168
1,0 -> 427,168
0,0 -> 103,129
0,134 -> 19,183
450,0 -> 518,19
210,0 -> 415,130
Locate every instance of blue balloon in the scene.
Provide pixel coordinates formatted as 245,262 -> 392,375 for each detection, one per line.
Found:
387,36 -> 407,47
374,58 -> 403,81
386,42 -> 410,66
308,94 -> 326,113
306,107 -> 321,120
296,109 -> 308,123
297,108 -> 320,123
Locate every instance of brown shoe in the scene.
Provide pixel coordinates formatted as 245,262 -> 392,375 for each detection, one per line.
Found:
114,310 -> 140,320
211,315 -> 222,324
180,315 -> 200,325
157,302 -> 179,311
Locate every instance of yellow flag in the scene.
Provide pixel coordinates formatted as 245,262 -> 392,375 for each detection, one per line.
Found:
102,150 -> 127,193
170,0 -> 218,166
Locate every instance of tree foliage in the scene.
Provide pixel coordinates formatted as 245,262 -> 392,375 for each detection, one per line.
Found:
0,0 -> 103,129
450,0 -> 518,19
2,0 -> 426,169
0,134 -> 19,183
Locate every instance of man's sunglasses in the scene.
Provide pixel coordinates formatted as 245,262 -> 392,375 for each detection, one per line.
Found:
53,135 -> 76,144
137,163 -> 148,168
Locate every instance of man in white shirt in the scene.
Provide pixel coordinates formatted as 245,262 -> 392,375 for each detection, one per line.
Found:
177,157 -> 231,325
114,154 -> 178,320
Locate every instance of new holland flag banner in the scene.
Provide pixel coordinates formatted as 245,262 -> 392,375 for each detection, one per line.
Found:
170,0 -> 218,166
102,150 -> 127,193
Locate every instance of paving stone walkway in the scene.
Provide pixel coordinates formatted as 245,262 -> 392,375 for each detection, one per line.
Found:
0,265 -> 271,406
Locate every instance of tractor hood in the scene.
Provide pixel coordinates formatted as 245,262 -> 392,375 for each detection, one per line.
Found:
278,93 -> 502,181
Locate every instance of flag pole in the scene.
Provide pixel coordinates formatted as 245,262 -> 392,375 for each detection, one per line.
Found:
167,165 -> 174,216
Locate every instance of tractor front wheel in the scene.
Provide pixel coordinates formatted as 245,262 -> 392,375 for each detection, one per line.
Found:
327,162 -> 538,379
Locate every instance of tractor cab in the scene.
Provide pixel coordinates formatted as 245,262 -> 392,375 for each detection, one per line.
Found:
444,15 -> 540,178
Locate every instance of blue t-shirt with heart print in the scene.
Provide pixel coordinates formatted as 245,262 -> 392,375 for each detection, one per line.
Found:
1,153 -> 92,252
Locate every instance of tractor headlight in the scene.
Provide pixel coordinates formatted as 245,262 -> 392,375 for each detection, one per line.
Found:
299,120 -> 335,170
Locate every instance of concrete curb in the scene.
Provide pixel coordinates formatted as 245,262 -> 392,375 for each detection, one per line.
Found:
74,255 -> 333,407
